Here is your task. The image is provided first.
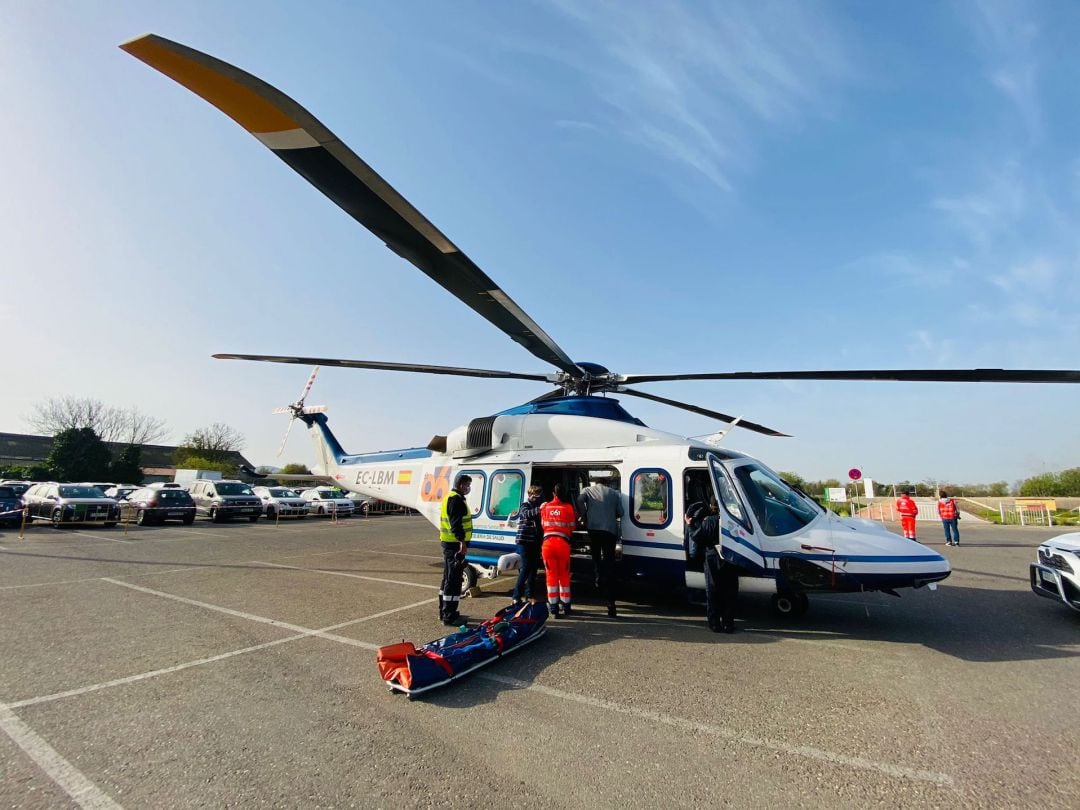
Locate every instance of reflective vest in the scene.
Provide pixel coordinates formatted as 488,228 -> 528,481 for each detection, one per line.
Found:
896,495 -> 918,518
937,498 -> 958,519
439,491 -> 473,544
540,497 -> 576,541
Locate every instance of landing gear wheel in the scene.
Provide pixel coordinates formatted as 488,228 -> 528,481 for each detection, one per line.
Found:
460,564 -> 478,596
771,591 -> 809,618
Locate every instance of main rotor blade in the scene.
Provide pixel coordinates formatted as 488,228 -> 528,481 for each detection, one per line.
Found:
618,387 -> 790,437
620,368 -> 1080,385
122,34 -> 581,378
213,353 -> 552,382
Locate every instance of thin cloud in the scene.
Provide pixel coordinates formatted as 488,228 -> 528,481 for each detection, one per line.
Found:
545,0 -> 856,193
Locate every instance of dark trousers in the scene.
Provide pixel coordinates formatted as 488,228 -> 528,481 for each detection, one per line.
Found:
512,542 -> 541,601
588,529 -> 618,604
704,547 -> 739,630
440,543 -> 463,621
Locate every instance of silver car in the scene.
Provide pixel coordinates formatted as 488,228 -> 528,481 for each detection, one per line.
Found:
253,486 -> 310,519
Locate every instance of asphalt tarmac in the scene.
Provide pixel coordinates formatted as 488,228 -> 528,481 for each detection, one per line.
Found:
1,515 -> 1077,808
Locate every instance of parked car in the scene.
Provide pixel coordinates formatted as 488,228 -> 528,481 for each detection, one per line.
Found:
300,487 -> 355,517
0,480 -> 32,497
188,479 -> 262,522
104,485 -> 140,502
0,485 -> 24,527
1030,532 -> 1080,612
118,487 -> 197,526
253,486 -> 310,519
22,483 -> 120,528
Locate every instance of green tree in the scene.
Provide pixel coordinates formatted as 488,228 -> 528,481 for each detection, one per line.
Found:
172,454 -> 237,478
109,445 -> 144,484
175,422 -> 245,465
1057,468 -> 1080,496
45,427 -> 112,482
279,463 -> 311,475
779,471 -> 806,490
1018,472 -> 1059,496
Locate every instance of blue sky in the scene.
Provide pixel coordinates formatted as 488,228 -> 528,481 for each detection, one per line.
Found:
3,1 -> 1079,486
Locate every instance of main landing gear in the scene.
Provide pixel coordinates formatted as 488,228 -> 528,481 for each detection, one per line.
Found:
770,591 -> 810,618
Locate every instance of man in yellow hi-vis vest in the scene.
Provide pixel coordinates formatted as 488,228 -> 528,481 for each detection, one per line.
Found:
439,474 -> 473,625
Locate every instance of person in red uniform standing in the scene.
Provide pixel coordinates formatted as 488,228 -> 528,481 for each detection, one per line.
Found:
896,489 -> 919,540
540,484 -> 577,617
937,490 -> 960,546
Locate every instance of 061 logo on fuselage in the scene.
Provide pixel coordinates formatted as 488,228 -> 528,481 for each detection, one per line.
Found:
420,466 -> 452,503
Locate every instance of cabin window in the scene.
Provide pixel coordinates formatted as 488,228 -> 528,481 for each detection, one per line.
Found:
630,469 -> 671,528
457,470 -> 486,517
733,463 -> 818,537
487,470 -> 524,519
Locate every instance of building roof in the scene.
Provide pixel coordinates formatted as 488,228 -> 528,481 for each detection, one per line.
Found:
0,432 -> 254,471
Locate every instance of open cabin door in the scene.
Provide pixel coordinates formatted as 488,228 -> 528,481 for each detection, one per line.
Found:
708,455 -> 767,575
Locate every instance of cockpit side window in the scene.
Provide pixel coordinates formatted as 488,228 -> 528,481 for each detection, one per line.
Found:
707,456 -> 751,534
733,463 -> 819,536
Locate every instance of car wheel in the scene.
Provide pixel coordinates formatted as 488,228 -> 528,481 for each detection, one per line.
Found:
266,506 -> 276,520
51,509 -> 63,529
209,507 -> 219,523
317,506 -> 325,515
136,509 -> 148,526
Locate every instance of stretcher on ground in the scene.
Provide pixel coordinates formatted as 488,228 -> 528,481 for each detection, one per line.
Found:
377,601 -> 549,697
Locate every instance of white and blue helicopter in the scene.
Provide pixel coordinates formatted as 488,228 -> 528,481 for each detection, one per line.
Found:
123,34 -> 1080,617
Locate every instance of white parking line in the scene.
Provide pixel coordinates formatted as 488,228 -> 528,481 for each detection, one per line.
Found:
0,566 -> 206,592
0,706 -> 122,809
91,577 -> 951,788
7,596 -> 436,711
67,531 -> 132,544
253,560 -> 439,590
477,673 -> 953,787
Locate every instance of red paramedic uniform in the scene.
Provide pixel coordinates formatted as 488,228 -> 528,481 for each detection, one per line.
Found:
540,495 -> 576,615
896,493 -> 919,540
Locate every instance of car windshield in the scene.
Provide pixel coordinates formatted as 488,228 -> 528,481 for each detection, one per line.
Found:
269,488 -> 299,497
215,483 -> 254,496
7,483 -> 29,495
0,487 -> 15,498
59,486 -> 105,498
316,489 -> 339,498
157,490 -> 192,501
732,463 -> 820,537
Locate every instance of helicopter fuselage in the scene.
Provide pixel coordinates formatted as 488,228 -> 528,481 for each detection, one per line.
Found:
300,401 -> 951,599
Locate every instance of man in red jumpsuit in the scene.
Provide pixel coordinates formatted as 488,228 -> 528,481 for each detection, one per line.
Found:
540,484 -> 577,617
896,489 -> 919,540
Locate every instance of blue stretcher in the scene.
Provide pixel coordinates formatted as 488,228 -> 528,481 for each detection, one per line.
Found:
377,601 -> 549,696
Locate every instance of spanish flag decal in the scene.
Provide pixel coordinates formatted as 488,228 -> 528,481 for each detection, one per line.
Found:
397,471 -> 413,485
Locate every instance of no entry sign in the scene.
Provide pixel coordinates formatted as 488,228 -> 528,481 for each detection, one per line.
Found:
848,468 -> 862,481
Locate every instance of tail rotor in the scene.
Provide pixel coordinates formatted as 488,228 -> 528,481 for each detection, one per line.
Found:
273,366 -> 328,457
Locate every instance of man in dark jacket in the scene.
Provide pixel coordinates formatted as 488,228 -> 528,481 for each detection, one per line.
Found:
685,498 -> 739,633
511,484 -> 544,603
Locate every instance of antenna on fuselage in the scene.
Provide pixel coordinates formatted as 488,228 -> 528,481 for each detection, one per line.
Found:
693,416 -> 744,447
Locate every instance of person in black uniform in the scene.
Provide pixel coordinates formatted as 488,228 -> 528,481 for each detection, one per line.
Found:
684,498 -> 740,633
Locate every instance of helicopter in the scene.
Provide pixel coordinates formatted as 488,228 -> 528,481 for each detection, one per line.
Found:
122,34 -> 1080,617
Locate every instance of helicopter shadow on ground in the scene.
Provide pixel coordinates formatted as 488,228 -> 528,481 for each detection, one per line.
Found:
415,577 -> 1080,710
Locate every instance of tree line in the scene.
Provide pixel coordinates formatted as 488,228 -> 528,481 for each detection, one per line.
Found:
0,396 -> 250,483
780,470 -> 1080,498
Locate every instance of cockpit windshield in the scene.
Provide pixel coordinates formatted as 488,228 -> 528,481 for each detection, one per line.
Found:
731,462 -> 820,536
